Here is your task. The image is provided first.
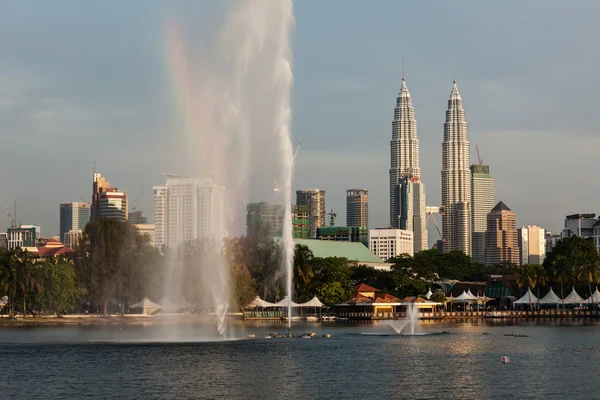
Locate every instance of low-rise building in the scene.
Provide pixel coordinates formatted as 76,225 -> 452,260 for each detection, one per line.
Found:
316,226 -> 368,246
369,228 -> 414,260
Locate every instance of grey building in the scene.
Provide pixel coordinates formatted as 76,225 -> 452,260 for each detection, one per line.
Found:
59,202 -> 90,247
470,164 -> 495,264
346,189 -> 368,229
296,189 -> 325,238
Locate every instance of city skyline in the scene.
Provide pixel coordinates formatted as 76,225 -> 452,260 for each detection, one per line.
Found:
1,1 -> 599,243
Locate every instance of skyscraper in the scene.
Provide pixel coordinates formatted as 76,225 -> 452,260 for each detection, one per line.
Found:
485,201 -> 519,266
153,175 -> 224,249
91,172 -> 128,222
346,189 -> 368,228
470,164 -> 495,264
442,78 -> 471,255
59,202 -> 90,247
389,74 -> 427,252
518,225 -> 546,265
296,189 -> 325,238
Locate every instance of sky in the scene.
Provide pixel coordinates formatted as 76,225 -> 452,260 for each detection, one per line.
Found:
1,1 -> 599,245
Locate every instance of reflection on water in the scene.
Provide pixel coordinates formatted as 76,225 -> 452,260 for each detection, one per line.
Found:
0,321 -> 599,399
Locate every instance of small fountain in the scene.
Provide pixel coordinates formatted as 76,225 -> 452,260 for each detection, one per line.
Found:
386,303 -> 420,335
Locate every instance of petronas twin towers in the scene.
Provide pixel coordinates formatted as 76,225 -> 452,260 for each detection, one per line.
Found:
390,74 -> 471,255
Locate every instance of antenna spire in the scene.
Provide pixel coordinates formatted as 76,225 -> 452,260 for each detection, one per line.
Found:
453,61 -> 456,84
402,58 -> 405,81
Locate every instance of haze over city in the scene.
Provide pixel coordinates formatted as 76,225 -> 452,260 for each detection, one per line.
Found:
1,0 -> 598,241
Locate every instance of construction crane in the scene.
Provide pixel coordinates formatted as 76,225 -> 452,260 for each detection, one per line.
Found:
326,208 -> 336,227
273,143 -> 302,192
131,190 -> 144,213
476,145 -> 483,166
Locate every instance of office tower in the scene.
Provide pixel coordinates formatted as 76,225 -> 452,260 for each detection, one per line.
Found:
395,175 -> 427,253
91,172 -> 128,222
346,189 -> 368,228
389,74 -> 427,252
153,175 -> 224,249
470,164 -> 495,264
518,225 -> 546,265
563,213 -> 596,238
59,202 -> 91,247
369,228 -> 414,260
296,189 -> 325,238
485,201 -> 519,266
442,78 -> 471,254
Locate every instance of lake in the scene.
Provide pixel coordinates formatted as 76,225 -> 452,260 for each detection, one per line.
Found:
1,319 -> 599,399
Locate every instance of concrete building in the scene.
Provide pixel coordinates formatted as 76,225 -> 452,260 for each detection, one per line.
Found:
485,202 -> 519,267
7,225 -> 40,250
389,74 -> 427,253
296,189 -> 325,238
153,175 -> 224,249
246,202 -> 311,239
346,189 -> 368,229
518,225 -> 546,265
593,221 -> 600,253
470,164 -> 495,264
128,211 -> 148,224
316,226 -> 368,246
442,78 -> 471,255
59,202 -> 90,248
369,228 -> 414,261
91,173 -> 128,222
394,175 -> 427,253
563,213 -> 596,238
134,224 -> 156,247
68,230 -> 83,249
0,233 -> 7,250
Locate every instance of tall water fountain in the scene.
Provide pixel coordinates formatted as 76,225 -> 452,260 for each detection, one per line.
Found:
163,0 -> 296,337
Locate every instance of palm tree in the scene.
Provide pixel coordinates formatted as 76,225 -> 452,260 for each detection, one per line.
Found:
517,264 -> 537,311
293,245 -> 314,300
14,249 -> 40,318
553,254 -> 573,309
533,264 -> 547,312
0,250 -> 17,316
577,253 -> 600,308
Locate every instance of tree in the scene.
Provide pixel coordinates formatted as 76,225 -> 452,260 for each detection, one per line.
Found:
430,291 -> 447,304
308,257 -> 353,305
293,245 -> 314,301
577,250 -> 600,307
38,257 -> 85,316
552,254 -> 573,308
0,250 -> 18,316
517,264 -> 538,310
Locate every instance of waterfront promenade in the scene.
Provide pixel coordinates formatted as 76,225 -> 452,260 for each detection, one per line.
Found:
338,309 -> 600,320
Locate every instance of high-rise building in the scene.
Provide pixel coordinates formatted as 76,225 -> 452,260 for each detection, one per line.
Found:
395,175 -> 427,253
128,211 -> 148,224
91,172 -> 128,222
59,202 -> 91,248
518,225 -> 546,265
153,185 -> 168,248
296,189 -> 325,238
389,75 -> 427,254
563,213 -> 596,238
442,78 -> 471,255
470,164 -> 495,264
317,226 -> 368,246
369,228 -> 414,260
153,175 -> 224,249
246,202 -> 311,239
485,201 -> 519,267
346,189 -> 368,229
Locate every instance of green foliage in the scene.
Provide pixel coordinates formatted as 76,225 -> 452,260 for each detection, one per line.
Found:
430,291 -> 447,303
37,257 -> 85,315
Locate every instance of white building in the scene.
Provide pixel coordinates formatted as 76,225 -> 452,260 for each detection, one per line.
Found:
153,175 -> 224,249
369,228 -> 414,261
470,164 -> 495,264
518,225 -> 546,265
389,74 -> 427,253
442,78 -> 472,255
563,213 -> 596,238
593,221 -> 600,253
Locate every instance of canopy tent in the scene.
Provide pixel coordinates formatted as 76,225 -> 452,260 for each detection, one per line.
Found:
448,290 -> 477,303
273,296 -> 300,308
297,296 -> 325,308
245,296 -> 277,308
467,289 -> 477,298
539,288 -> 562,305
160,296 -> 194,309
475,295 -> 494,303
563,287 -> 584,305
425,289 -> 433,300
583,287 -> 600,304
514,289 -> 539,304
129,297 -> 162,315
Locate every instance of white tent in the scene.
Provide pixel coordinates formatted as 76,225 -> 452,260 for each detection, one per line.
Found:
450,290 -> 477,303
245,296 -> 277,308
514,289 -> 538,305
539,288 -> 562,305
583,287 -> 600,304
273,296 -> 300,308
467,289 -> 477,299
129,297 -> 162,315
563,287 -> 584,305
161,296 -> 194,309
425,289 -> 433,300
297,296 -> 325,308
